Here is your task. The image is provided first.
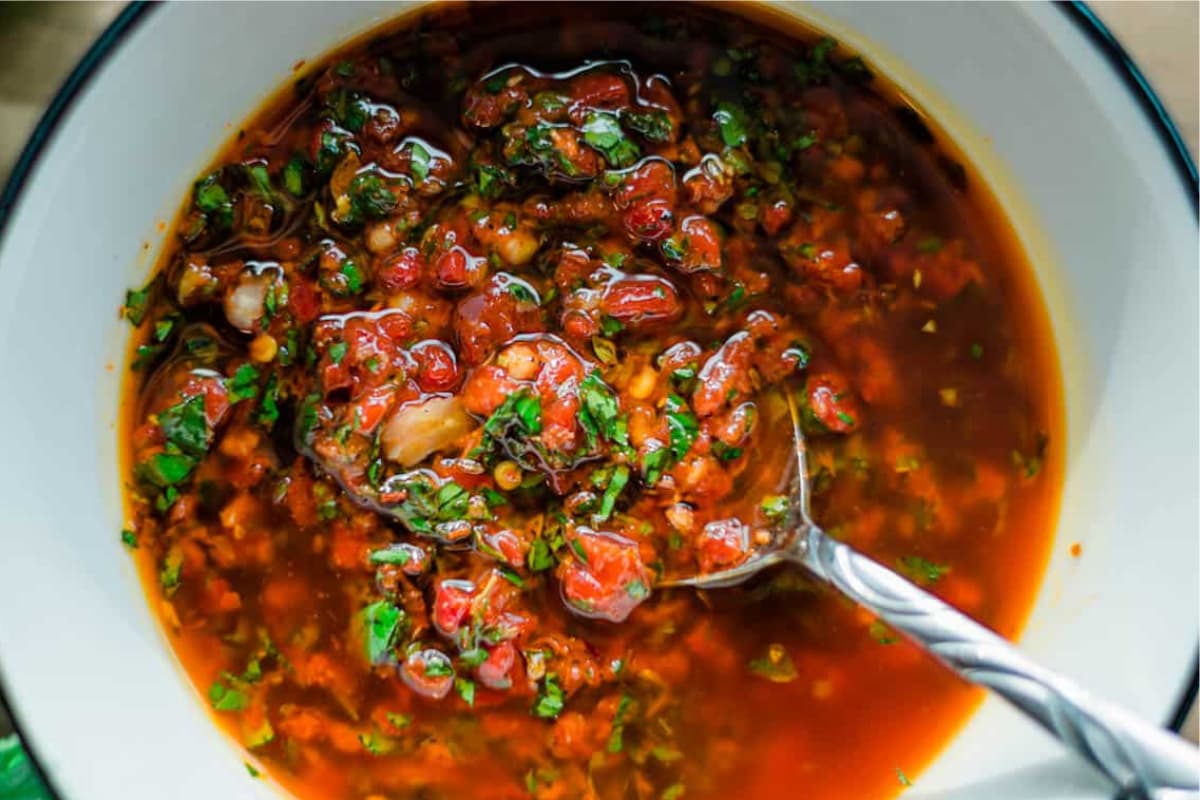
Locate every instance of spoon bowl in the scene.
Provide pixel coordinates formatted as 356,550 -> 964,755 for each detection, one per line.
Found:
663,391 -> 1199,800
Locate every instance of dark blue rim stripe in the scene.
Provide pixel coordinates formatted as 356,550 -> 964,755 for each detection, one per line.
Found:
0,2 -> 1194,798
1057,1 -> 1200,759
0,7 -> 154,798
1062,2 -> 1199,209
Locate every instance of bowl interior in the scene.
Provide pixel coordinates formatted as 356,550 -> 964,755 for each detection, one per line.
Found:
0,3 -> 1193,798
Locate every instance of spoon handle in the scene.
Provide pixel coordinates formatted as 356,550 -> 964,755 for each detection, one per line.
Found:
794,524 -> 1199,799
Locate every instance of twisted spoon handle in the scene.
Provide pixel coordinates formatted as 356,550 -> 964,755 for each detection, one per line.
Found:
793,524 -> 1199,799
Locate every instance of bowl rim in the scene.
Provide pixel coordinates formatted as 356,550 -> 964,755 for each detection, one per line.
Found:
0,2 -> 1194,798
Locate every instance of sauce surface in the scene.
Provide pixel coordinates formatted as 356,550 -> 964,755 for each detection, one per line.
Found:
120,4 -> 1062,798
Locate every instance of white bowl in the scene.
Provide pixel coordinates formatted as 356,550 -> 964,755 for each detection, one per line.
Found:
0,3 -> 1194,798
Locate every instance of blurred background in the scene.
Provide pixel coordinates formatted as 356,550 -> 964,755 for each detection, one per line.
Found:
0,0 -> 1195,778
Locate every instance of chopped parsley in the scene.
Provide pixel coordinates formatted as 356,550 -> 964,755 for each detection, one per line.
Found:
256,373 -> 280,428
665,395 -> 699,461
641,445 -> 670,486
408,140 -> 433,182
581,111 -> 640,167
357,600 -> 406,665
122,284 -> 152,326
208,680 -> 248,712
714,102 -> 748,147
578,370 -> 629,450
595,464 -> 630,522
368,545 -> 412,566
532,674 -> 564,719
378,473 -> 473,537
358,729 -> 399,757
760,494 -> 789,523
623,109 -> 673,143
527,538 -> 556,572
897,556 -> 950,585
282,155 -> 307,196
869,619 -> 898,645
455,677 -> 477,707
606,694 -> 634,753
158,394 -> 210,458
227,363 -> 260,402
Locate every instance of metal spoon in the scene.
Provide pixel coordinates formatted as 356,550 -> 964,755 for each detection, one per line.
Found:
663,392 -> 1199,799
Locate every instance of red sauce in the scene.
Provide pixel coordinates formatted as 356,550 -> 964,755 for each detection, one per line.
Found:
120,4 -> 1063,798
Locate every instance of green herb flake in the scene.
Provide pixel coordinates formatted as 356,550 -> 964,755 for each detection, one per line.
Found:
256,374 -> 280,428
369,546 -> 412,566
662,783 -> 686,800
193,174 -> 229,213
138,452 -> 197,489
624,109 -> 673,143
506,282 -> 538,304
283,156 -> 307,196
408,141 -> 432,182
358,730 -> 396,756
665,395 -> 700,462
243,718 -> 275,749
159,394 -> 210,458
760,494 -> 789,523
711,441 -> 743,462
606,694 -> 634,753
159,548 -> 183,592
499,567 -> 527,588
532,675 -> 565,719
357,600 -> 405,665
591,336 -> 617,365
581,111 -> 640,168
153,317 -> 175,342
475,163 -> 509,198
386,711 -> 413,729
793,131 -> 819,151
245,762 -> 261,778
227,363 -> 260,403
641,445 -> 670,486
340,260 -> 365,293
897,556 -> 950,584
455,677 -> 477,707
896,767 -> 913,787
578,370 -> 629,449
595,464 -> 630,523
328,341 -> 348,364
459,648 -> 489,668
207,681 -> 248,712
121,529 -> 138,548
747,643 -> 798,683
651,745 -> 683,763
869,619 -> 898,645
527,538 -> 556,572
714,102 -> 748,147
346,173 -> 397,222
1011,432 -> 1049,479
423,656 -> 454,678
569,538 -> 589,565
